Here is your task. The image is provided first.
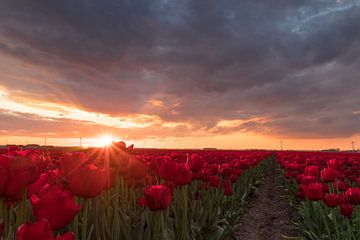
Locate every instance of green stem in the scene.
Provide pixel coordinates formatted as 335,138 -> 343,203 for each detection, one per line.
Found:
113,174 -> 120,239
332,207 -> 340,240
15,190 -> 28,229
71,197 -> 79,238
151,212 -> 162,240
180,186 -> 189,240
319,202 -> 332,239
81,199 -> 90,240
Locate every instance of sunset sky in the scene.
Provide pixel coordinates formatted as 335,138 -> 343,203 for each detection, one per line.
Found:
1,0 -> 360,150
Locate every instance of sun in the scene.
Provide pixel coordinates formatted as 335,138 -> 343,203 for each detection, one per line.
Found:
98,135 -> 116,147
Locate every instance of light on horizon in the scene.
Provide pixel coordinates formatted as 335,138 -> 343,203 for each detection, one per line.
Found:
98,135 -> 117,147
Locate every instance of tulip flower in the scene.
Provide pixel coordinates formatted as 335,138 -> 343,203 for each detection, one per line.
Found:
304,165 -> 319,176
1,152 -> 42,201
31,186 -> 81,230
188,154 -> 205,172
327,159 -> 343,171
68,164 -> 105,198
27,170 -> 59,198
323,194 -> 339,208
340,203 -> 353,218
320,167 -> 339,182
173,164 -> 192,186
0,163 -> 9,196
345,187 -> 360,205
59,152 -> 87,177
16,219 -> 54,240
333,180 -> 347,192
157,157 -> 177,181
305,183 -> 325,201
136,197 -> 147,207
124,158 -> 149,180
143,185 -> 172,211
16,218 -> 75,240
208,175 -> 220,187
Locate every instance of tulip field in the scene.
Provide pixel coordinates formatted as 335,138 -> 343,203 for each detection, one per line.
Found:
277,151 -> 360,240
0,144 -> 360,240
0,144 -> 270,240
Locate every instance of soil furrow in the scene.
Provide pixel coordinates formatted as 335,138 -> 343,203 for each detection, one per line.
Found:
231,159 -> 297,240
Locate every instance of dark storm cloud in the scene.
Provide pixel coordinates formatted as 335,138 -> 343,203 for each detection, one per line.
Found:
1,0 -> 360,138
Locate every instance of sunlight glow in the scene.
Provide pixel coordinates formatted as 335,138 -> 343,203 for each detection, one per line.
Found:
98,135 -> 116,147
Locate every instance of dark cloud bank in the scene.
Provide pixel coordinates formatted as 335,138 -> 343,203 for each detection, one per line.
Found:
0,0 -> 360,138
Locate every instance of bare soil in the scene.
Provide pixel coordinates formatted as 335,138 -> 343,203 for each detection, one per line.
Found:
229,159 -> 299,240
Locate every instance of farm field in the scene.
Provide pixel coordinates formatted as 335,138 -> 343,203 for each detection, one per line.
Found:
0,144 -> 359,240
1,1 -> 360,240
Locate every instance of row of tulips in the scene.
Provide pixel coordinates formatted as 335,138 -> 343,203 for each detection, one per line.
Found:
277,151 -> 360,240
0,144 -> 271,240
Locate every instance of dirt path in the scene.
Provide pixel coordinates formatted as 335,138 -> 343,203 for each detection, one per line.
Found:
230,159 -> 298,240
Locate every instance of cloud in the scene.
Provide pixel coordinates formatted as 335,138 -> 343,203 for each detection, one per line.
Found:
0,0 -> 360,139
0,110 -> 196,139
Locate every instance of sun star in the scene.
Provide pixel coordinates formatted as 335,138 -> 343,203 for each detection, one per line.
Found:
98,135 -> 116,147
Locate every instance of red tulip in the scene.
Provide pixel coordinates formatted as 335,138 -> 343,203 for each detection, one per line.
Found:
219,163 -> 232,177
0,162 -> 9,196
192,172 -> 202,180
305,183 -> 324,201
59,152 -> 87,177
157,157 -> 177,181
16,219 -> 54,240
136,197 -> 147,207
68,164 -> 105,198
333,180 -> 347,192
188,154 -> 205,172
7,145 -> 21,153
125,158 -> 148,180
5,168 -> 38,201
127,144 -> 134,151
222,179 -> 231,188
16,218 -> 75,240
209,175 -> 220,187
207,164 -> 219,175
108,146 -> 131,171
297,174 -> 317,184
1,152 -> 41,201
304,165 -> 319,176
27,170 -> 59,198
230,174 -> 238,183
173,164 -> 192,186
113,141 -> 126,150
320,168 -> 338,182
328,159 -> 343,171
340,203 -> 353,218
200,168 -> 212,182
143,185 -> 172,211
322,184 -> 330,194
31,186 -> 81,230
345,188 -> 360,205
337,193 -> 347,204
324,194 -> 339,208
